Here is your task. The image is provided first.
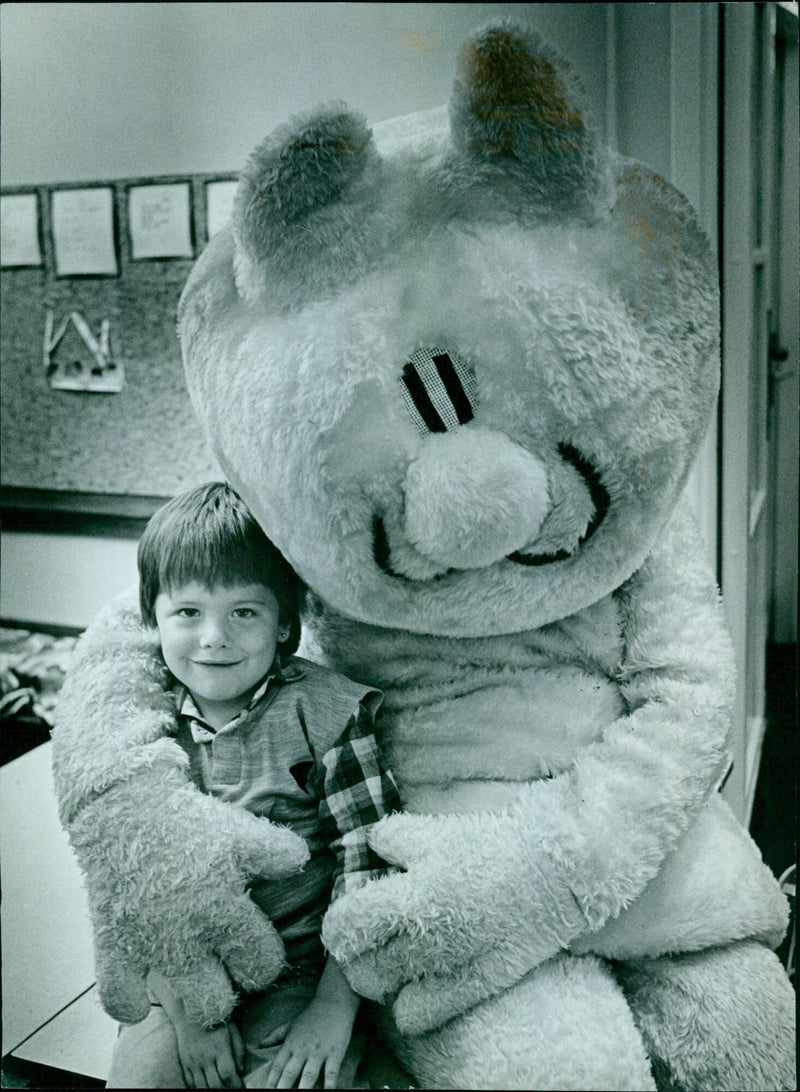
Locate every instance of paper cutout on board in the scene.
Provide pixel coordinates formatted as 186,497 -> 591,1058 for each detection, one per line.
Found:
52,188 -> 118,276
205,180 -> 238,239
0,193 -> 42,267
44,310 -> 124,392
128,183 -> 193,259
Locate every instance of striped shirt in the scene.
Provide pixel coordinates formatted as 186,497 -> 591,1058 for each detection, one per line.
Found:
171,656 -> 401,968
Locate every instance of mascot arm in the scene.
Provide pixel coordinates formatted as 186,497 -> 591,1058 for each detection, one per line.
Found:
52,584 -> 180,825
547,498 -> 735,929
323,502 -> 735,1031
52,586 -> 309,1027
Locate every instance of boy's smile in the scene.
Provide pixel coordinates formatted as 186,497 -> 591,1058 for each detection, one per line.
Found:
154,581 -> 284,728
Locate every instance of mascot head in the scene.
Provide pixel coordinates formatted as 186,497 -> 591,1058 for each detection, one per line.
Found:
178,21 -> 718,638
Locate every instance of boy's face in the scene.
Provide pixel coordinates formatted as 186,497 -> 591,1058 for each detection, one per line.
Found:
154,581 -> 283,724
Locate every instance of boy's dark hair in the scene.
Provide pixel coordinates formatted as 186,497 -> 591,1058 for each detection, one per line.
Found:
138,481 -> 302,654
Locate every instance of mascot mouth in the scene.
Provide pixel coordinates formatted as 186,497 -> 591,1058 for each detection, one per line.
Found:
373,443 -> 610,579
507,444 -> 609,566
373,515 -> 412,580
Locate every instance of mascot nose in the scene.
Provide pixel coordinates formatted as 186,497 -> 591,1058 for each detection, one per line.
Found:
402,426 -> 550,570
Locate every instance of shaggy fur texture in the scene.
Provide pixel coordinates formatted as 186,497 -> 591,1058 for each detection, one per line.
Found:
616,943 -> 797,1091
54,20 -> 795,1089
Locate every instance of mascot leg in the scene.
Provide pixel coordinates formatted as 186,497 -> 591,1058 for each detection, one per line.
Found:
616,939 -> 796,1091
377,953 -> 655,1091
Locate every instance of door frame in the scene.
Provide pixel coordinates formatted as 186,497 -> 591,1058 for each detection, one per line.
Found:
718,1 -> 787,824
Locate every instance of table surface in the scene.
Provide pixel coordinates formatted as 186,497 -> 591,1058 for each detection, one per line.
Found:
10,986 -> 117,1080
0,742 -> 117,1078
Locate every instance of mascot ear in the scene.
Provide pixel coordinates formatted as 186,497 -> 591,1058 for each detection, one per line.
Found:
232,105 -> 380,303
449,23 -> 607,213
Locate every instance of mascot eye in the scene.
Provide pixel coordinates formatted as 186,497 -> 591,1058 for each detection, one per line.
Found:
399,348 -> 478,435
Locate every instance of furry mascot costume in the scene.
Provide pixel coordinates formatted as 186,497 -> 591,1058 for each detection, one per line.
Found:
53,23 -> 795,1090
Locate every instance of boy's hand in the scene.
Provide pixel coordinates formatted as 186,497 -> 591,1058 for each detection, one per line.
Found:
262,956 -> 361,1089
175,1019 -> 246,1089
148,968 -> 246,1088
262,996 -> 354,1089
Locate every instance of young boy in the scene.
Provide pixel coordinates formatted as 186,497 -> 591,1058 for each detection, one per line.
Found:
105,482 -> 401,1090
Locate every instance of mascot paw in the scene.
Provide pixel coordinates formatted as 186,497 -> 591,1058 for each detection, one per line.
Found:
95,936 -> 240,1029
96,960 -> 151,1026
168,966 -> 240,1029
234,813 -> 310,880
216,904 -> 287,992
324,809 -> 584,991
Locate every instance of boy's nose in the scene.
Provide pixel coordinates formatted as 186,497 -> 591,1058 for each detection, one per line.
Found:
199,618 -> 228,647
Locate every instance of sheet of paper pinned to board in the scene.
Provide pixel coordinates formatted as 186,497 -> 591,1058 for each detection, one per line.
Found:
51,187 -> 118,276
205,179 -> 238,240
128,182 -> 193,260
1,193 -> 42,268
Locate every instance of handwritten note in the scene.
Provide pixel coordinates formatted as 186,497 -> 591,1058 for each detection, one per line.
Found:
205,180 -> 238,240
52,187 -> 118,276
1,193 -> 42,267
128,183 -> 193,259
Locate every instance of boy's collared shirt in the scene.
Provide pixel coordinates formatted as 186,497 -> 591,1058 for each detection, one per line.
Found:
170,656 -> 400,960
177,658 -> 297,743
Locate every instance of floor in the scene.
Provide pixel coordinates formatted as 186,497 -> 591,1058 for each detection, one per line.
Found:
0,1059 -> 104,1091
1,646 -> 795,1090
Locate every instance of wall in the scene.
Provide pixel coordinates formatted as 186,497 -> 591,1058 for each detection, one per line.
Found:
0,3 -> 609,184
609,3 -> 720,572
0,533 -> 139,631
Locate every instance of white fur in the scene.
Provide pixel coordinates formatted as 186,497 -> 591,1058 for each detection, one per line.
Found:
403,426 -> 550,568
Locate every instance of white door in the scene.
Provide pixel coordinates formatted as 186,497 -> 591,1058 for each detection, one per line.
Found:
768,10 -> 799,646
719,2 -> 786,824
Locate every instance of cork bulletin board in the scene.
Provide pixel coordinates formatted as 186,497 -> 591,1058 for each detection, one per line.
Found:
1,174 -> 240,535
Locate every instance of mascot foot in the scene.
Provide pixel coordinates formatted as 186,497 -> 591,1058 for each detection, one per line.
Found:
616,940 -> 796,1091
381,954 -> 655,1091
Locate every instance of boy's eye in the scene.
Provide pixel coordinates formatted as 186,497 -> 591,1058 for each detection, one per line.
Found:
176,607 -> 199,618
233,608 -> 257,619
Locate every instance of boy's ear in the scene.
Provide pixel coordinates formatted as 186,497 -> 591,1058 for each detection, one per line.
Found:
277,610 -> 301,656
